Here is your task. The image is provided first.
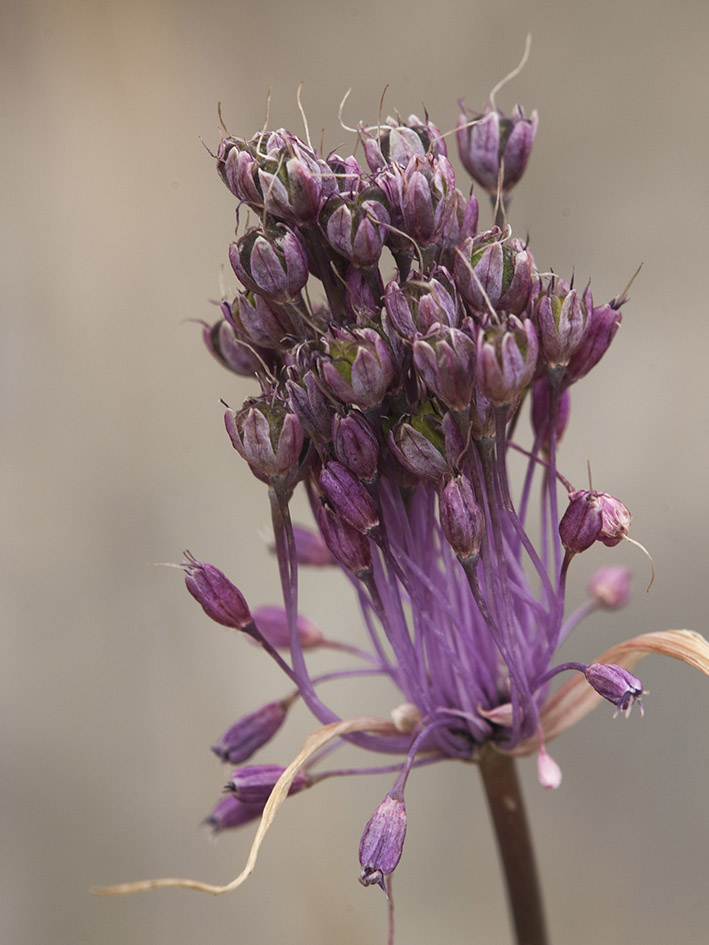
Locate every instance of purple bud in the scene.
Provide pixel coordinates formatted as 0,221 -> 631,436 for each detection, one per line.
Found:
456,103 -> 538,196
203,312 -> 263,376
320,461 -> 379,535
344,265 -> 383,324
232,290 -> 296,350
559,490 -> 631,553
211,700 -> 290,765
288,525 -> 336,566
225,398 -> 304,481
205,794 -> 264,833
182,551 -> 252,630
320,187 -> 390,268
587,566 -> 633,609
319,327 -> 395,409
227,764 -> 309,803
530,376 -> 571,450
362,113 -> 446,172
584,663 -> 644,716
476,317 -> 539,406
384,153 -> 457,245
359,794 -> 407,892
317,505 -> 372,576
454,231 -> 533,315
566,299 -> 623,382
413,325 -> 476,411
252,605 -> 323,649
332,412 -> 380,481
439,475 -> 485,560
229,225 -> 308,302
388,409 -> 449,483
287,371 -> 333,444
384,268 -> 460,340
535,287 -> 587,369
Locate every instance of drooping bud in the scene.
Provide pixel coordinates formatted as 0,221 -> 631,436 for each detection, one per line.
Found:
231,290 -> 297,350
413,324 -> 476,411
317,505 -> 372,576
456,103 -> 538,197
584,663 -> 644,716
225,398 -> 305,482
320,461 -> 379,535
439,475 -> 485,560
319,327 -> 395,409
476,316 -> 539,406
358,793 -> 407,892
252,605 -> 323,649
227,764 -> 309,804
211,700 -> 290,765
559,490 -> 631,553
229,224 -> 308,302
587,566 -> 633,609
182,551 -> 252,630
320,187 -> 390,268
565,299 -> 622,383
530,376 -> 571,450
204,794 -> 264,833
202,310 -> 263,376
332,412 -> 380,481
537,745 -> 562,790
287,371 -> 333,444
454,230 -> 533,315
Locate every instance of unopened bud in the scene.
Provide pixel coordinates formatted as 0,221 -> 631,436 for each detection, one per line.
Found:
439,475 -> 485,560
252,605 -> 323,649
211,700 -> 290,765
587,566 -> 633,609
320,461 -> 379,534
359,793 -> 407,893
227,764 -> 309,803
585,663 -> 644,716
182,551 -> 252,630
204,794 -> 265,833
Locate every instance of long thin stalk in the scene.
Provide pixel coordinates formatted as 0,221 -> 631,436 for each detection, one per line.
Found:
479,748 -> 549,945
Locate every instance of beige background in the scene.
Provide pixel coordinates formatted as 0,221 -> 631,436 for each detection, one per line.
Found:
3,1 -> 709,943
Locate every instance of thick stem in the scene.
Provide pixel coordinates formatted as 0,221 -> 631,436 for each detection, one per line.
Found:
479,748 -> 549,945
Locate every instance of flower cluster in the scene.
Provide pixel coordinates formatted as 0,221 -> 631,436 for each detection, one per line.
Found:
170,100 -> 704,895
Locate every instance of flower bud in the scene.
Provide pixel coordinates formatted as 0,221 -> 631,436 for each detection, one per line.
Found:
559,490 -> 631,553
584,663 -> 644,716
388,405 -> 449,482
454,231 -> 533,315
476,316 -> 538,406
537,745 -> 562,790
225,398 -> 304,482
227,764 -> 309,804
211,700 -> 290,765
252,605 -> 323,649
204,794 -> 264,833
232,290 -> 296,350
384,153 -> 456,245
359,794 -> 407,892
320,461 -> 379,535
587,566 -> 633,609
413,325 -> 476,411
317,505 -> 372,576
320,187 -> 390,268
535,286 -> 587,369
319,327 -> 395,409
332,412 -> 380,481
439,475 -> 485,560
384,269 -> 459,340
182,551 -> 252,630
566,299 -> 623,382
326,152 -> 363,195
203,309 -> 263,376
287,371 -> 333,444
456,103 -> 538,196
344,265 -> 383,324
287,525 -> 335,566
229,225 -> 308,302
362,114 -> 446,172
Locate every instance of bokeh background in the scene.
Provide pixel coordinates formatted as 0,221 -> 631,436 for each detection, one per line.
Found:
3,1 -> 709,943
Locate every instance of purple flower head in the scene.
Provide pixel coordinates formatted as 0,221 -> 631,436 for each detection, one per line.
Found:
101,95 -> 707,922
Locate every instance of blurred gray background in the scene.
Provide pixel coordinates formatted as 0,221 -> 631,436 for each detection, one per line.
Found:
3,1 -> 709,943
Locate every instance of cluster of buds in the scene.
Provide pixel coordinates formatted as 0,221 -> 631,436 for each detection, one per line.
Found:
188,98 -> 650,893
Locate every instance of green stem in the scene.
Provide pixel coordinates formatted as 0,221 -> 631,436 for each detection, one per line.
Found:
479,748 -> 549,945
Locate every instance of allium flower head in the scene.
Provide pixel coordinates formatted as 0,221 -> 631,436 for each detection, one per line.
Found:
95,89 -> 709,920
